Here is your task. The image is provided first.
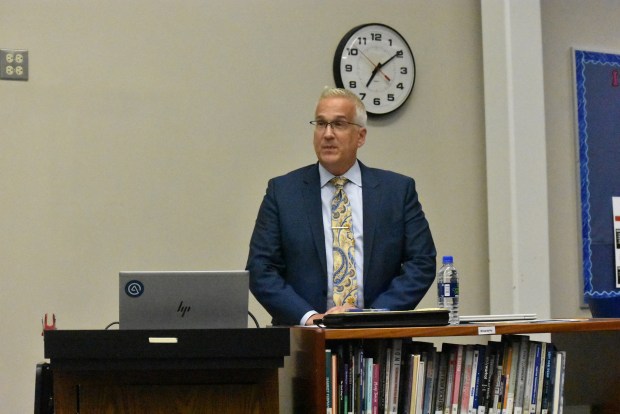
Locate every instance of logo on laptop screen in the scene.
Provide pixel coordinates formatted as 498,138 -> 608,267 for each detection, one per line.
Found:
125,280 -> 144,298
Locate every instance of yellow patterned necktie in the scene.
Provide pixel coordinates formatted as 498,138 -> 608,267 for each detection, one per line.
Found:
330,176 -> 358,307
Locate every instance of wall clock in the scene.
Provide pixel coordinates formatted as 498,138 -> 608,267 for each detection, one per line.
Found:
333,23 -> 416,116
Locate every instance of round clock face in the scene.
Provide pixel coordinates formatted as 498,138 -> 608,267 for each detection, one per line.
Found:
333,23 -> 416,116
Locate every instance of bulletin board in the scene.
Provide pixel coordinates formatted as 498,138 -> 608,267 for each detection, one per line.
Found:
574,49 -> 620,301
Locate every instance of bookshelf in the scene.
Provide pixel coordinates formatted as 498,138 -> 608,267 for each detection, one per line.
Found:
290,318 -> 620,413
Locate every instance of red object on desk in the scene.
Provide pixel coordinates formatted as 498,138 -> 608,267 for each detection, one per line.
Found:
42,313 -> 56,336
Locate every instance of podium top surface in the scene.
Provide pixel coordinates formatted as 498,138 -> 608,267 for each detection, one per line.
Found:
44,328 -> 290,370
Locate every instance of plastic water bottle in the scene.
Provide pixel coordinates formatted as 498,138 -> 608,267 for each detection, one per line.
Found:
437,255 -> 459,325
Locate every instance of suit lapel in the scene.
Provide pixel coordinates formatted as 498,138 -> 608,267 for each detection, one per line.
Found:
360,162 -> 381,278
302,164 -> 327,277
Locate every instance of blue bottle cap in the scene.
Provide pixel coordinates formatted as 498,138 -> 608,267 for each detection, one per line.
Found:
442,255 -> 453,264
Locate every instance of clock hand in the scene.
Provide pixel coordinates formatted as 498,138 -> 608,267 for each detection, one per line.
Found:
366,62 -> 382,87
367,52 -> 400,86
359,50 -> 391,86
380,51 -> 400,68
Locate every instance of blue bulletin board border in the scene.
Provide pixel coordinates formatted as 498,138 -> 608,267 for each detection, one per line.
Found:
574,49 -> 620,299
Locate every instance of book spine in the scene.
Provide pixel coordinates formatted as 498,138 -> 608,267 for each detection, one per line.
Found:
409,355 -> 421,414
513,337 -> 530,414
477,343 -> 494,414
498,339 -> 513,414
506,339 -> 521,414
435,347 -> 449,414
383,346 -> 392,414
451,345 -> 464,414
424,349 -> 439,414
389,338 -> 403,414
344,361 -> 350,414
417,359 -> 427,414
373,363 -> 381,414
444,345 -> 457,414
468,346 -> 481,414
333,353 -> 339,414
357,345 -> 365,414
550,352 -> 565,414
535,343 -> 548,414
349,343 -> 355,414
459,345 -> 474,414
337,345 -> 345,414
400,341 -> 415,414
490,340 -> 505,414
365,357 -> 374,414
490,363 -> 503,412
539,345 -> 555,414
401,354 -> 414,414
529,343 -> 543,414
326,349 -> 333,414
522,342 -> 536,414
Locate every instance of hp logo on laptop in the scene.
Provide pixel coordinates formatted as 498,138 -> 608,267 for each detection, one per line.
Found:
125,280 -> 144,298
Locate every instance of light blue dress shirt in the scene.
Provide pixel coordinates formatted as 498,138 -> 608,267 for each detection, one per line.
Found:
301,161 -> 365,325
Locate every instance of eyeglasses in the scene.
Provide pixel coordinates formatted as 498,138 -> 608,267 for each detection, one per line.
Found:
309,119 -> 363,131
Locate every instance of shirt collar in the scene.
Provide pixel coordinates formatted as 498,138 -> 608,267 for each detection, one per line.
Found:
319,160 -> 362,188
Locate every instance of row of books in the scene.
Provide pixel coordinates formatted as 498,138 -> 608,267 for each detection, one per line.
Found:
325,335 -> 566,414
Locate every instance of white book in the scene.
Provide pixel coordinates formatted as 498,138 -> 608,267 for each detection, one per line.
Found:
551,351 -> 565,414
409,355 -> 421,414
416,360 -> 426,414
365,357 -> 374,414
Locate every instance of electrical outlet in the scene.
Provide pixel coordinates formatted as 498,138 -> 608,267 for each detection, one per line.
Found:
0,49 -> 29,81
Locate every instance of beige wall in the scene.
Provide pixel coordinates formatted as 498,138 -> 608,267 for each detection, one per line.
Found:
18,0 -> 620,412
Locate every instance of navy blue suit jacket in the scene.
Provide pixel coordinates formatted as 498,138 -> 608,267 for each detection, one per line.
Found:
246,161 -> 436,325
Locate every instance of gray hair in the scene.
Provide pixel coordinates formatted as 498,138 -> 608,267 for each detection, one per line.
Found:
319,87 -> 367,127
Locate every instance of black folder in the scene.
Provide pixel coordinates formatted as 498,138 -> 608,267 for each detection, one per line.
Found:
318,308 -> 450,329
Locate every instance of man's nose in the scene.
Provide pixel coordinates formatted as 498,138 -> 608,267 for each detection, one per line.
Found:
322,125 -> 336,137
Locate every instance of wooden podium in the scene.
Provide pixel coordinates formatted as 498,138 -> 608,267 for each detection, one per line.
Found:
44,328 -> 290,414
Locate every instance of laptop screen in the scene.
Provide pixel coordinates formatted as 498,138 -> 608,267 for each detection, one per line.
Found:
119,270 -> 249,329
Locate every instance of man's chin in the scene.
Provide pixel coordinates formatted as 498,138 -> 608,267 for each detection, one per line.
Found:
318,156 -> 339,169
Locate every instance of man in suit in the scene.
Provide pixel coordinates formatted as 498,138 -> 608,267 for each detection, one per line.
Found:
247,88 -> 436,326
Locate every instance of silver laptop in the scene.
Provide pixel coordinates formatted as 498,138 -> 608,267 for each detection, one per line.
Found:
119,270 -> 249,329
459,313 -> 537,323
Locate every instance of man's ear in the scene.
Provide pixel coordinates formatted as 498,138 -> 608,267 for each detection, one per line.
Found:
357,128 -> 367,148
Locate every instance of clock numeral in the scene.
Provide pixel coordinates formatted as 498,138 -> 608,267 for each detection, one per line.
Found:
359,93 -> 366,100
346,48 -> 358,56
345,64 -> 353,72
396,50 -> 404,58
356,37 -> 367,45
349,81 -> 357,89
387,94 -> 395,102
400,67 -> 408,74
397,83 -> 404,90
373,98 -> 381,106
371,33 -> 382,42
